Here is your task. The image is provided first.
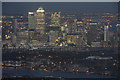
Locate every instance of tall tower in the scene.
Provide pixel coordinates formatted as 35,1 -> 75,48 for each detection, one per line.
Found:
51,12 -> 60,27
28,12 -> 36,43
28,7 -> 48,46
75,19 -> 86,47
28,12 -> 36,30
35,7 -> 45,34
76,20 -> 84,35
104,25 -> 109,41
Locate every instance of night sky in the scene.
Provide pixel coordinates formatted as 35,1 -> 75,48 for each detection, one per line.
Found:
2,2 -> 118,16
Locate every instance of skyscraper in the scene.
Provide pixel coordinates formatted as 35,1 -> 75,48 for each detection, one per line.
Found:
51,12 -> 61,27
75,19 -> 86,47
35,7 -> 45,34
28,12 -> 36,30
28,12 -> 36,43
28,7 -> 48,46
76,20 -> 84,34
104,25 -> 109,41
87,22 -> 99,45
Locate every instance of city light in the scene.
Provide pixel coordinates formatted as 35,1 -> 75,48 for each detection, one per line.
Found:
2,2 -> 119,79
28,12 -> 34,14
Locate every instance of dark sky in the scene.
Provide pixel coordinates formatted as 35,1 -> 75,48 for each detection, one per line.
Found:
2,2 -> 118,16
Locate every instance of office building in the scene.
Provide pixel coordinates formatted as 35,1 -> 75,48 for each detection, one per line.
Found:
50,12 -> 61,27
28,12 -> 36,30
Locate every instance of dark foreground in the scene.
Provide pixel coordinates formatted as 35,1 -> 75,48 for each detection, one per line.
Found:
2,48 -> 119,79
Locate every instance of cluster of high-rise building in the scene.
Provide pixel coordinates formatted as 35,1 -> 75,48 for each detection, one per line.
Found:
2,7 -> 118,48
27,7 -> 89,47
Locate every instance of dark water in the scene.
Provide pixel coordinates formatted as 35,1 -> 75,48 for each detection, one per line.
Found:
2,68 -> 117,78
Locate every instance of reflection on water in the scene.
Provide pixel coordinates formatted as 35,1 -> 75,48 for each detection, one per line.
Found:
2,68 -> 116,78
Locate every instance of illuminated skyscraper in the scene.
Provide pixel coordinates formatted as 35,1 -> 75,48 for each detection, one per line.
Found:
28,12 -> 36,43
75,19 -> 86,47
51,12 -> 61,27
76,20 -> 84,34
28,7 -> 48,46
66,19 -> 86,47
28,12 -> 36,30
61,25 -> 67,40
35,7 -> 45,34
104,25 -> 109,41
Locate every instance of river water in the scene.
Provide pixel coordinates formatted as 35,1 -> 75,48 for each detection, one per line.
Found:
2,68 -> 117,78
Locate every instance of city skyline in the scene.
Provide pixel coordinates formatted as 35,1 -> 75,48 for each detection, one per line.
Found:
2,6 -> 118,48
1,2 -> 119,79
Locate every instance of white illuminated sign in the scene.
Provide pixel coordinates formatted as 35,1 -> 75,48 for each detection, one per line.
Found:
28,12 -> 34,14
37,10 -> 45,13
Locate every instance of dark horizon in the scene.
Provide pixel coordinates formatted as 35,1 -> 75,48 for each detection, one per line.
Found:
2,2 -> 118,16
